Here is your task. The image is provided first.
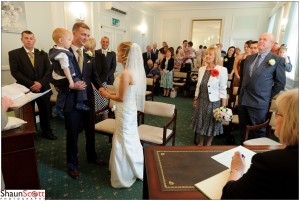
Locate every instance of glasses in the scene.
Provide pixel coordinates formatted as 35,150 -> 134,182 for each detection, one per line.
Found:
275,111 -> 283,118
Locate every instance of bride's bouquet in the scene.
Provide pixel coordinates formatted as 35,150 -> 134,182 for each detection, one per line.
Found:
213,106 -> 233,122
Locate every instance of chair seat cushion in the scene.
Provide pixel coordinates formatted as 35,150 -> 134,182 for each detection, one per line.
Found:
243,137 -> 282,146
138,124 -> 173,144
145,91 -> 152,95
95,118 -> 115,134
173,82 -> 185,87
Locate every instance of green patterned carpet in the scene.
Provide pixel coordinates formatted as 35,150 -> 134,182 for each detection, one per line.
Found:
35,95 -> 238,200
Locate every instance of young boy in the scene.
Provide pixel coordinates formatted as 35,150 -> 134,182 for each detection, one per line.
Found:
49,28 -> 90,118
278,45 -> 292,72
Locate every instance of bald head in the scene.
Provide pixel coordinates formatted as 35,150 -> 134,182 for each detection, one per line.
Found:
257,32 -> 275,54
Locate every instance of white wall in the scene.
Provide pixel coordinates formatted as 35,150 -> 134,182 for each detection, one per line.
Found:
154,6 -> 273,52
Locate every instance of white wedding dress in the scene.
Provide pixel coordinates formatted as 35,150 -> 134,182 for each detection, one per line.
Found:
109,76 -> 144,188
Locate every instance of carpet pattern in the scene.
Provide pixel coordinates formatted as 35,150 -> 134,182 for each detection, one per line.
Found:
34,95 -> 266,199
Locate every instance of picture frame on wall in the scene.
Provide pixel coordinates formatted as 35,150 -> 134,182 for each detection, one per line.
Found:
1,1 -> 27,34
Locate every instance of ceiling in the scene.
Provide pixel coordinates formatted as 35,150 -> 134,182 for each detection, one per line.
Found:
143,1 -> 277,11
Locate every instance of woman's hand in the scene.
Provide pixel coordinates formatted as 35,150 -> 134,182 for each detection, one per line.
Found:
193,100 -> 197,108
2,96 -> 13,111
99,87 -> 109,98
230,151 -> 246,174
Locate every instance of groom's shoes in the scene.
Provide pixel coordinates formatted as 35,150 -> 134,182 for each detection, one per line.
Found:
68,169 -> 79,179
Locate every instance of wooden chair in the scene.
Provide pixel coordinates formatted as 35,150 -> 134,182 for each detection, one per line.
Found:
94,99 -> 116,143
138,101 -> 177,146
145,77 -> 154,101
173,71 -> 188,97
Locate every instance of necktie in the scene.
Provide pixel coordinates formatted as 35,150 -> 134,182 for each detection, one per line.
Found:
77,48 -> 83,72
28,52 -> 34,67
250,55 -> 261,77
102,49 -> 107,57
147,52 -> 150,60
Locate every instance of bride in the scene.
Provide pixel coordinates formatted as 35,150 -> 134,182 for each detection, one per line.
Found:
100,42 -> 146,188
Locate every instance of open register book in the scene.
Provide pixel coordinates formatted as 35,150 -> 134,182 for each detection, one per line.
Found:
2,83 -> 51,109
194,146 -> 256,199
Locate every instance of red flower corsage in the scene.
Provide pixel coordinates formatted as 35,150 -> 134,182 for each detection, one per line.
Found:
211,69 -> 219,77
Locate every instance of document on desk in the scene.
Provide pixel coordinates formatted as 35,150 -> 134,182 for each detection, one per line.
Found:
194,146 -> 256,199
211,145 -> 256,172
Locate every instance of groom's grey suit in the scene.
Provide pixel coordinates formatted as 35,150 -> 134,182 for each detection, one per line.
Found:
238,51 -> 286,141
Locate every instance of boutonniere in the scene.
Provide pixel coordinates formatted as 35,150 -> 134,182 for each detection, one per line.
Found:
211,69 -> 219,77
224,58 -> 228,62
87,60 -> 91,63
268,58 -> 276,66
85,50 -> 94,58
37,48 -> 45,54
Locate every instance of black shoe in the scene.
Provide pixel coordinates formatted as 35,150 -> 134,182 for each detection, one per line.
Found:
88,159 -> 106,165
68,169 -> 79,179
75,103 -> 90,111
42,133 -> 57,140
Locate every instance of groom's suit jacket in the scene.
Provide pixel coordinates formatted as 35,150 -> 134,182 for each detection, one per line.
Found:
64,48 -> 103,112
239,52 -> 286,109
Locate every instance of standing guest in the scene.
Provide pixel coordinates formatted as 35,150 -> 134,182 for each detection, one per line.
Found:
238,33 -> 285,143
271,42 -> 280,55
233,40 -> 252,87
142,45 -> 155,67
278,44 -> 293,72
100,42 -> 145,188
159,41 -> 168,53
201,46 -> 207,66
174,46 -> 184,70
9,30 -> 57,140
223,46 -> 235,74
99,36 -> 116,85
195,45 -> 203,68
235,47 -> 241,56
222,89 -> 298,199
160,47 -> 174,97
182,41 -> 195,72
86,38 -> 109,121
191,46 -> 227,146
217,43 -> 226,57
49,28 -> 90,114
64,22 -> 105,179
152,42 -> 159,61
237,41 -> 259,95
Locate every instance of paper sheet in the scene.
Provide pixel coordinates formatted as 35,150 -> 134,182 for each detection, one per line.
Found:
211,145 -> 256,172
11,89 -> 52,109
194,169 -> 230,199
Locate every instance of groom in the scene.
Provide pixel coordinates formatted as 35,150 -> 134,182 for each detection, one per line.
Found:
238,32 -> 285,143
64,22 -> 105,179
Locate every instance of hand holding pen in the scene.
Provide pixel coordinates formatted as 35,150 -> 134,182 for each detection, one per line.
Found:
229,151 -> 246,179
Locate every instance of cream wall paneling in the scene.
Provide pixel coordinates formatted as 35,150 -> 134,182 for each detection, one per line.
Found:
232,16 -> 259,31
162,18 -> 182,49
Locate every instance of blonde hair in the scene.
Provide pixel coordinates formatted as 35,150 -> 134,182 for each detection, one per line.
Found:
118,41 -> 133,66
207,45 -> 222,65
275,89 -> 299,146
52,28 -> 70,44
84,37 -> 96,52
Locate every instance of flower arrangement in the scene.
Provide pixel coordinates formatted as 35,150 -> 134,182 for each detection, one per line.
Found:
38,48 -> 45,54
268,58 -> 276,66
211,69 -> 219,77
213,106 -> 233,122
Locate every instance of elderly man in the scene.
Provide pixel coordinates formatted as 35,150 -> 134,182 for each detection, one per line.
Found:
142,45 -> 155,67
152,43 -> 159,61
238,33 -> 286,143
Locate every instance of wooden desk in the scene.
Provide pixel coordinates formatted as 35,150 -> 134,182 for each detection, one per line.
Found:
2,103 -> 40,189
143,145 -> 285,200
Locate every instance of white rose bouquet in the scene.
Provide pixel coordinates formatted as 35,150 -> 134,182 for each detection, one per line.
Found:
213,106 -> 233,122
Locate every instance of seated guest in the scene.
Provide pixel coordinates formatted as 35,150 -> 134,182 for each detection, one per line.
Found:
144,59 -> 153,75
222,89 -> 299,199
147,63 -> 160,95
278,44 -> 292,72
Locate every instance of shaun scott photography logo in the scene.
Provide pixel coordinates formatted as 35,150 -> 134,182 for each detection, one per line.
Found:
0,190 -> 45,200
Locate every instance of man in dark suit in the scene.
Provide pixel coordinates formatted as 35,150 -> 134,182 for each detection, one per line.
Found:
142,45 -> 155,67
99,36 -> 116,85
63,22 -> 105,179
152,42 -> 159,62
94,50 -> 108,83
9,30 -> 57,140
238,32 -> 286,143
